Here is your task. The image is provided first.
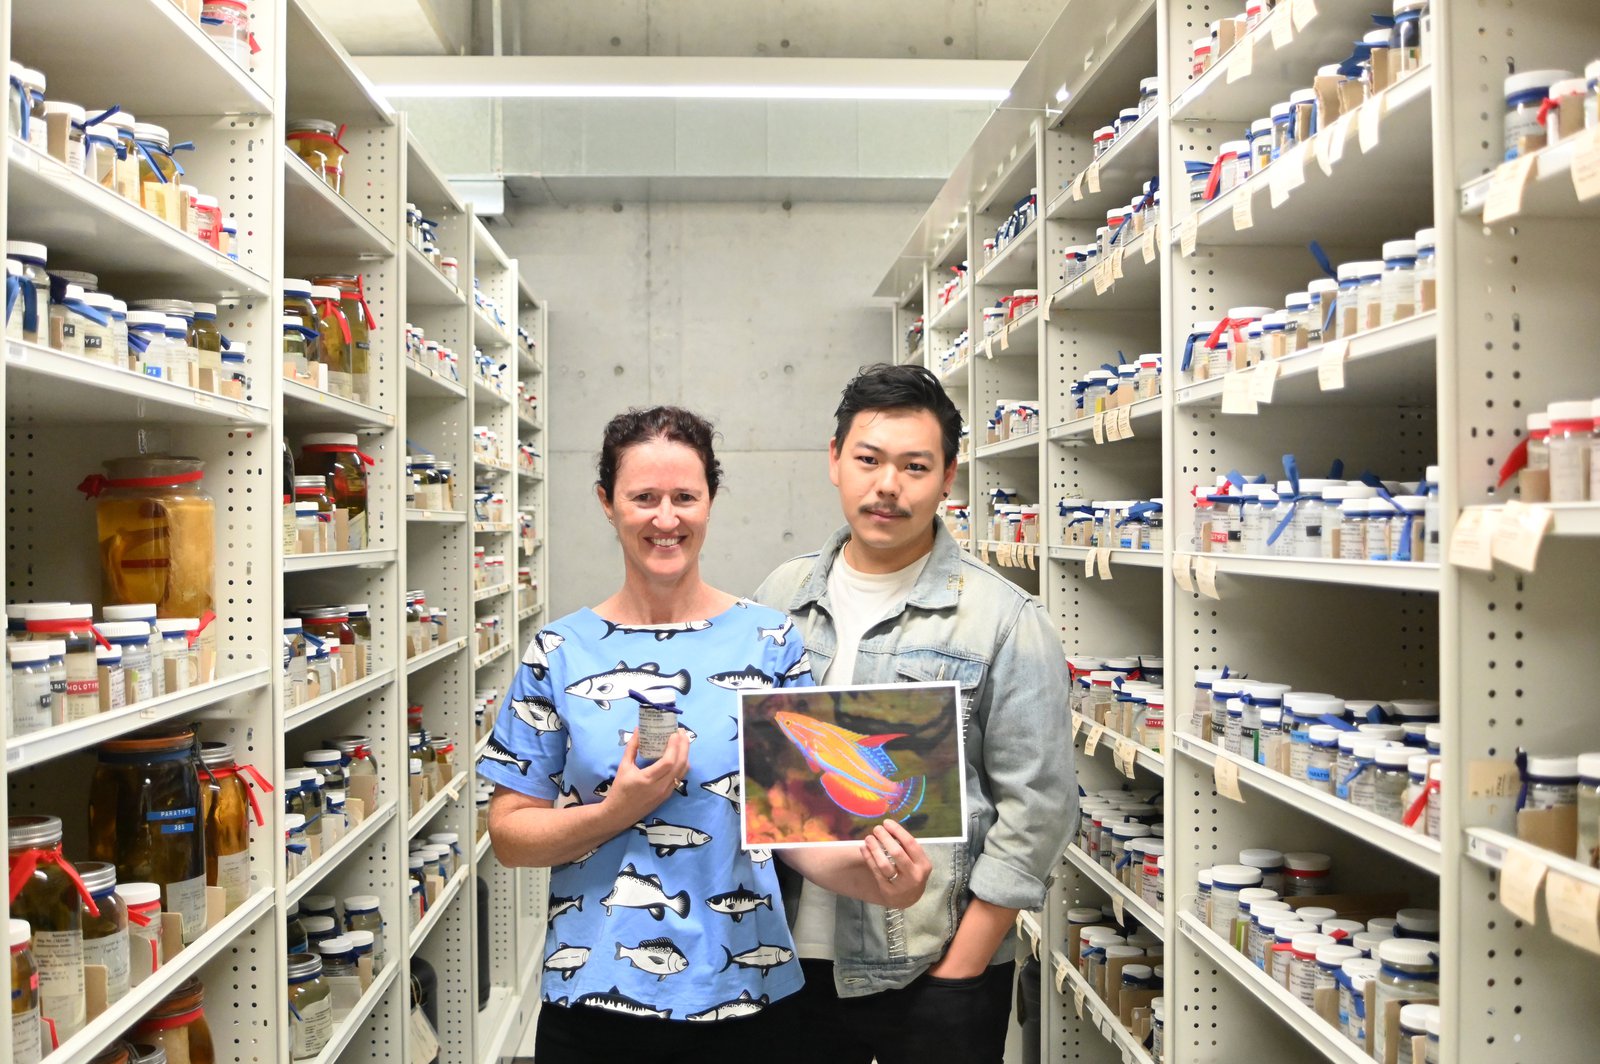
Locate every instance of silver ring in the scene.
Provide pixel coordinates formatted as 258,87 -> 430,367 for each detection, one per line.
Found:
888,872 -> 900,882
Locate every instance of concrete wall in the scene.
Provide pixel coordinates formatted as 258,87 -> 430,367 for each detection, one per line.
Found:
490,200 -> 921,616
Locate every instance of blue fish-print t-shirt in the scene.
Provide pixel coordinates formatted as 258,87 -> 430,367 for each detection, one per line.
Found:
477,601 -> 812,1022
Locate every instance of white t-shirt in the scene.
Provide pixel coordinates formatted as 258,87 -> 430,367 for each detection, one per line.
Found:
792,546 -> 931,961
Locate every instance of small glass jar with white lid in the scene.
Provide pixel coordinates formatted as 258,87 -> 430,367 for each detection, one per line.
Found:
1524,755 -> 1579,811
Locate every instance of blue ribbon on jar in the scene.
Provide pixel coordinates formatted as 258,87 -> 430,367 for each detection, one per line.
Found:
5,271 -> 39,336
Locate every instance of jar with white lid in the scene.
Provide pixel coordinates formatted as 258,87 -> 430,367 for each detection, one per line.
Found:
1380,240 -> 1418,326
1194,867 -> 1214,923
1394,908 -> 1439,940
1093,125 -> 1116,158
1191,668 -> 1228,738
41,101 -> 86,173
1078,927 -> 1122,978
1106,821 -> 1150,876
1248,118 -> 1274,172
1354,261 -> 1387,334
1505,70 -> 1572,159
6,243 -> 48,345
1576,753 -> 1600,868
1342,739 -> 1386,808
1266,921 -> 1314,986
1288,933 -> 1336,1005
1524,755 -> 1579,811
1370,744 -> 1413,822
1215,140 -> 1250,197
1138,77 -> 1159,115
1211,676 -> 1247,748
1191,38 -> 1213,78
1237,487 -> 1279,555
11,65 -> 47,152
1337,955 -> 1381,1041
1247,903 -> 1292,968
1548,400 -> 1593,502
1115,107 -> 1140,139
1237,682 -> 1290,764
1284,693 -> 1342,781
1269,101 -> 1296,160
1372,939 -> 1439,1061
1208,864 -> 1263,939
1096,945 -> 1143,997
1180,320 -> 1220,381
1239,847 -> 1286,895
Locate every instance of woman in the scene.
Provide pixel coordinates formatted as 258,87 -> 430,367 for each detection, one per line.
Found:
481,406 -> 930,1060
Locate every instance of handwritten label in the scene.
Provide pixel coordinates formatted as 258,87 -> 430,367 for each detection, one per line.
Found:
1317,338 -> 1349,391
1214,756 -> 1245,802
1291,0 -> 1317,31
1180,216 -> 1199,257
1490,500 -> 1553,572
1221,371 -> 1258,415
1105,409 -> 1124,441
1084,548 -> 1098,579
1142,224 -> 1159,263
1093,262 -> 1112,295
1116,406 -> 1133,439
1572,127 -> 1600,202
1483,154 -> 1538,225
1115,740 -> 1139,779
1111,247 -> 1125,280
1449,506 -> 1495,571
1546,869 -> 1600,954
1086,162 -> 1102,195
1112,893 -> 1127,925
1172,552 -> 1195,593
1194,556 -> 1221,599
1096,547 -> 1114,581
1071,172 -> 1086,201
1326,113 -> 1353,172
1499,847 -> 1547,924
1072,712 -> 1084,738
1232,189 -> 1255,230
1271,8 -> 1295,48
1085,725 -> 1106,756
1251,358 -> 1279,403
1073,982 -> 1085,1017
1226,38 -> 1254,84
1092,411 -> 1107,445
1269,145 -> 1305,207
1358,96 -> 1385,154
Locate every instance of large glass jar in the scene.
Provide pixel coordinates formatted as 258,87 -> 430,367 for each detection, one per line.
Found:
89,726 -> 208,946
287,953 -> 333,1059
309,285 -> 353,399
285,769 -> 325,842
285,120 -> 348,196
78,861 -> 130,1006
8,815 -> 94,1044
300,435 -> 370,551
328,735 -> 379,784
22,604 -> 100,722
131,977 -> 214,1064
198,741 -> 258,915
301,607 -> 358,681
283,280 -> 323,372
11,918 -> 41,1064
189,303 -> 224,384
312,275 -> 374,405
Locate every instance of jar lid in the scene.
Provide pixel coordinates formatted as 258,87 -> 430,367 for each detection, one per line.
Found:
9,642 -> 57,664
96,620 -> 152,641
1250,117 -> 1274,134
117,882 -> 162,906
304,749 -> 343,766
287,953 -> 324,980
346,930 -> 375,949
309,285 -> 340,299
1238,887 -> 1279,905
1504,69 -> 1573,98
1526,754 -> 1579,779
1577,752 -> 1600,780
1103,945 -> 1144,959
155,618 -> 199,635
5,240 -> 47,262
316,935 -> 353,955
77,860 -> 117,894
42,101 -> 86,122
285,813 -> 307,831
100,721 -> 195,753
18,68 -> 44,90
283,278 -> 313,296
103,604 -> 158,622
1376,938 -> 1439,968
1396,908 -> 1440,933
1389,699 -> 1439,718
200,741 -> 235,766
1210,864 -> 1263,887
1238,847 -> 1284,868
1291,932 -> 1335,957
126,310 -> 168,327
1382,239 -> 1418,259
347,603 -> 370,615
132,121 -> 170,143
428,831 -> 460,845
302,432 -> 360,447
301,915 -> 334,934
1548,400 -> 1591,424
1284,851 -> 1332,871
9,919 -> 30,948
345,894 -> 381,912
288,119 -> 341,136
1316,943 -> 1361,966
1375,745 -> 1411,768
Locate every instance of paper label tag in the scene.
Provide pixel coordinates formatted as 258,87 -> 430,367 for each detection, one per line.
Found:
1251,358 -> 1279,403
1215,756 -> 1245,802
1143,225 -> 1159,263
1085,726 -> 1105,757
1499,846 -> 1547,924
1072,712 -> 1085,738
1115,740 -> 1139,779
409,1006 -> 442,1064
1317,339 -> 1349,390
1194,556 -> 1221,599
1071,172 -> 1085,201
1326,113 -> 1352,171
1084,548 -> 1097,579
1490,501 -> 1552,572
1086,163 -> 1102,195
1232,189 -> 1254,230
1221,371 -> 1258,415
1092,411 -> 1107,445
1172,552 -> 1195,593
1483,154 -> 1538,225
1116,407 -> 1133,438
1112,893 -> 1127,924
1073,982 -> 1086,1017
1180,216 -> 1199,257
1358,96 -> 1385,153
1227,39 -> 1253,83
1000,324 -> 1011,350
1571,127 -> 1600,202
1291,0 -> 1317,31
1545,869 -> 1600,954
1270,145 -> 1306,207
1449,506 -> 1495,571
1096,547 -> 1115,581
1111,247 -> 1125,280
1271,9 -> 1295,48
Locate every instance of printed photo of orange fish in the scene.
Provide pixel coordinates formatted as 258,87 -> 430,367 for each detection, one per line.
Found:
737,682 -> 967,847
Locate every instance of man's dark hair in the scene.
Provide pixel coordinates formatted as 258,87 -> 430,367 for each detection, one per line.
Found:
832,364 -> 963,468
596,406 -> 724,500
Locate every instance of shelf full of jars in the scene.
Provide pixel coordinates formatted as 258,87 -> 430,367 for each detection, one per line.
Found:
0,3 -> 543,1064
864,0 -> 1600,1059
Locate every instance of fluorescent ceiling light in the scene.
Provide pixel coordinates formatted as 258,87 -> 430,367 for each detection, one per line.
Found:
360,55 -> 1018,103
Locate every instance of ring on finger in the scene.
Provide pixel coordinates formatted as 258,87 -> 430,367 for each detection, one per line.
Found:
888,871 -> 900,882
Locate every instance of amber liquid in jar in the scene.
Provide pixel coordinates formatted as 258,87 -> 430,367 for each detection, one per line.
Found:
8,815 -> 89,1044
78,862 -> 131,1006
10,920 -> 41,1064
132,976 -> 214,1064
198,742 -> 251,915
312,275 -> 372,405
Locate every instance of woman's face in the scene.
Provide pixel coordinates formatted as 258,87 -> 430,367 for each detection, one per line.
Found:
599,439 -> 713,587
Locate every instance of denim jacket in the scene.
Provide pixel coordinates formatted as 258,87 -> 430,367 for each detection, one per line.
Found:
753,519 -> 1077,997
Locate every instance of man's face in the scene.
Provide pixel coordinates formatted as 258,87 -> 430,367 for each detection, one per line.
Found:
828,408 -> 958,571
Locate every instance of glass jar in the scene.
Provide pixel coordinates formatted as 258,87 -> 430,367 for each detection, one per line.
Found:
15,65 -> 47,153
300,434 -> 370,551
304,750 -> 345,794
8,815 -> 93,1042
1524,755 -> 1579,810
309,285 -> 354,399
1208,864 -> 1263,940
344,895 -> 385,971
1248,118 -> 1274,172
1371,744 -> 1412,822
286,120 -> 348,195
1505,70 -> 1571,160
286,902 -> 309,956
78,861 -> 131,1006
189,302 -> 224,383
311,275 -> 373,405
6,241 -> 48,344
285,814 -> 309,877
133,977 -> 214,1064
1548,401 -> 1593,502
117,882 -> 162,987
200,1 -> 252,67
198,741 -> 257,914
22,604 -> 104,723
1333,262 -> 1361,338
90,726 -> 208,945
1372,939 -> 1439,1062
328,735 -> 379,783
1578,753 -> 1600,868
283,279 -> 323,371
285,769 -> 325,842
1379,240 -> 1417,326
11,918 -> 41,1064
9,641 -> 60,735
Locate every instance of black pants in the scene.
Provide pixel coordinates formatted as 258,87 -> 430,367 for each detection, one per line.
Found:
770,959 -> 1016,1064
534,992 -> 800,1063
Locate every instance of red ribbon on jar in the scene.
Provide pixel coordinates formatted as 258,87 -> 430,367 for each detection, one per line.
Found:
1401,775 -> 1440,829
8,844 -> 101,917
77,470 -> 205,498
25,616 -> 113,650
302,443 -> 377,467
135,1005 -> 205,1032
187,610 -> 217,650
203,760 -> 274,827
315,297 -> 352,346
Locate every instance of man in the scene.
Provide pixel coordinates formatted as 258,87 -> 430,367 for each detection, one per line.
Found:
754,363 -> 1076,1063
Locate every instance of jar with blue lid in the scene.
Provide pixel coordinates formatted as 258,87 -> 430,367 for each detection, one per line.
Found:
1270,101 -> 1295,159
1248,117 -> 1274,172
1138,77 -> 1159,116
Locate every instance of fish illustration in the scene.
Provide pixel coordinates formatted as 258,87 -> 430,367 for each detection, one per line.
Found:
617,724 -> 698,747
547,895 -> 583,925
747,847 -> 772,867
566,661 -> 692,710
602,620 -> 713,641
615,937 -> 690,980
758,618 -> 794,645
597,775 -> 686,799
478,736 -> 531,775
633,818 -> 712,857
781,652 -> 813,683
535,630 -> 565,655
511,695 -> 562,733
554,782 -> 582,809
708,665 -> 776,691
687,990 -> 769,1022
700,771 -> 741,808
721,943 -> 794,977
601,864 -> 691,921
574,986 -> 672,1021
706,884 -> 771,923
543,943 -> 590,981
567,846 -> 600,868
545,996 -> 570,1007
775,710 -> 927,821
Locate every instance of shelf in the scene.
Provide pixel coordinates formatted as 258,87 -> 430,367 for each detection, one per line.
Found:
477,986 -> 521,1064
49,889 -> 274,1064
1175,312 -> 1438,409
474,523 -> 514,535
927,285 -> 971,331
936,359 -> 970,387
1174,551 -> 1441,592
1180,68 -> 1434,248
475,457 -> 513,474
6,669 -> 268,772
516,602 -> 542,623
284,668 -> 396,733
474,377 -> 512,408
976,433 -> 1042,459
1456,502 -> 1600,544
288,799 -> 398,905
976,304 -> 1041,359
517,412 -> 540,431
1050,229 -> 1160,310
7,141 -> 271,298
1178,914 -> 1372,1064
973,224 -> 1039,288
282,155 -> 396,259
1172,2 -> 1389,123
1064,844 -> 1164,934
309,964 -> 399,1064
407,636 -> 469,675
286,0 -> 393,125
1173,734 -> 1442,874
1462,133 -> 1600,220
1049,948 -> 1156,1064
406,508 -> 468,523
405,359 -> 468,400
6,341 -> 272,427
405,244 -> 467,307
474,304 -> 514,347
1049,544 -> 1165,570
13,0 -> 272,114
518,468 -> 543,482
473,583 -> 514,603
283,548 -> 399,573
1049,395 -> 1163,443
975,139 -> 1039,216
407,772 -> 466,836
282,379 -> 397,429
409,868 -> 469,956
406,131 -> 466,216
474,642 -> 512,671
1073,712 -> 1166,777
1048,111 -> 1160,222
475,828 -> 492,864
1464,828 -> 1600,914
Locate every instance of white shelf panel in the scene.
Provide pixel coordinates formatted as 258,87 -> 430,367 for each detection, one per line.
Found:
1176,312 -> 1438,409
406,244 -> 467,307
1173,734 -> 1442,874
409,868 -> 469,956
1456,502 -> 1600,541
1049,544 -> 1164,569
286,0 -> 393,125
287,799 -> 399,906
476,986 -> 521,1064
927,286 -> 971,331
1461,135 -> 1600,220
474,523 -> 514,535
1178,914 -> 1372,1064
407,636 -> 469,675
284,668 -> 396,733
1465,827 -> 1600,891
1049,396 -> 1163,443
1050,231 -> 1160,310
975,139 -> 1039,216
473,583 -> 514,603
1073,711 -> 1166,777
474,828 -> 492,864
1049,948 -> 1155,1064
936,359 -> 971,387
407,772 -> 465,836
406,131 -> 466,215
474,304 -> 514,348
975,304 -> 1041,359
6,341 -> 272,427
1174,551 -> 1440,592
1047,111 -> 1160,222
974,224 -> 1039,288
12,0 -> 272,115
976,433 -> 1042,459
1064,844 -> 1165,934
406,508 -> 468,523
283,379 -> 397,429
518,468 -> 543,482
474,377 -> 513,408
1016,910 -> 1043,961
308,965 -> 399,1064
283,155 -> 396,258
405,359 -> 468,400
283,548 -> 399,573
516,602 -> 543,623
7,141 -> 272,297
476,457 -> 513,475
5,669 -> 267,772
474,643 -> 513,671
